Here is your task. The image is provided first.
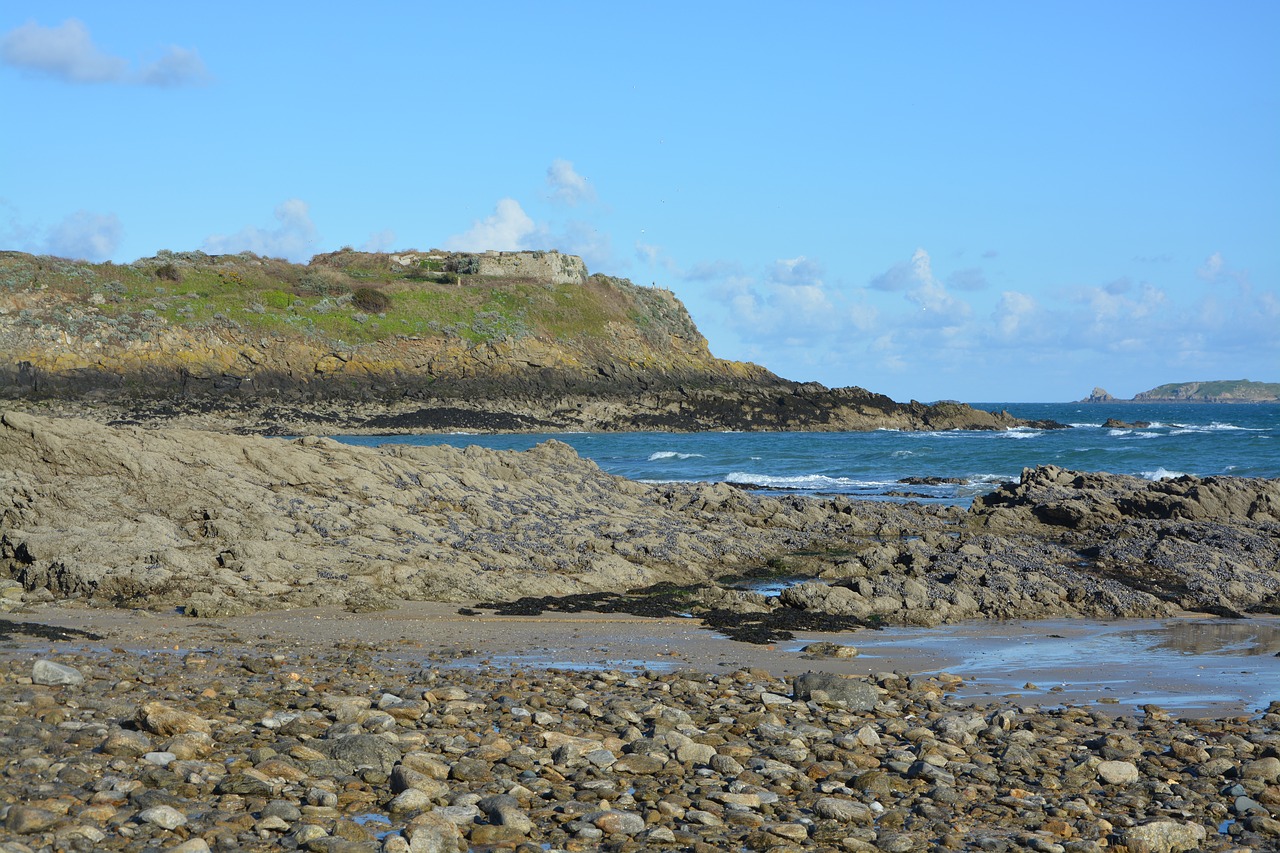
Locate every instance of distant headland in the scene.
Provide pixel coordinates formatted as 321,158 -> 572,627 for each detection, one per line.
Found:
0,248 -> 1063,434
1082,380 -> 1280,403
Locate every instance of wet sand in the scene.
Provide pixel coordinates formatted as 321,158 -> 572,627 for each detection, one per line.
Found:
5,603 -> 1277,716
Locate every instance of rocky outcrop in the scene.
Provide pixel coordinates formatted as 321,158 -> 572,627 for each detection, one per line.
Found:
971,464 -> 1280,527
0,412 -> 871,614
3,417 -> 1276,625
1081,386 -> 1115,403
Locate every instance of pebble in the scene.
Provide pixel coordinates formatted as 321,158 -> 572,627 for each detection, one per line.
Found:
0,640 -> 1275,853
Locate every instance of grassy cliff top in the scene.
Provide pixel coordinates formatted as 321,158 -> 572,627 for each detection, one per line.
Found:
0,248 -> 714,356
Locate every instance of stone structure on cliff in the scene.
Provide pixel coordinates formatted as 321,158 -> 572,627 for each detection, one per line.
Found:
388,249 -> 589,285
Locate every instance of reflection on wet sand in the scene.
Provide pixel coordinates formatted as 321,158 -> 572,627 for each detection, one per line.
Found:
835,617 -> 1280,714
1134,619 -> 1280,657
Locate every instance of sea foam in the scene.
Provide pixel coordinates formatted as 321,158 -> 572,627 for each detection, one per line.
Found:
725,472 -> 890,491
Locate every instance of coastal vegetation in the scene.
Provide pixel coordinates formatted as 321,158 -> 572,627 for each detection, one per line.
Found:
0,249 -> 1048,433
0,249 -> 696,349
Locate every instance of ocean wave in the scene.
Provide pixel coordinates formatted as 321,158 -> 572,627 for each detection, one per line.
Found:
999,430 -> 1042,440
1107,429 -> 1130,436
891,450 -> 915,457
1068,422 -> 1103,428
1172,422 -> 1261,433
647,451 -> 706,461
725,472 -> 892,491
1130,431 -> 1162,439
1140,467 -> 1187,481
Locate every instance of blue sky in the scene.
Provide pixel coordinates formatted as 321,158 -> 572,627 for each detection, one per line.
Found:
3,2 -> 1276,402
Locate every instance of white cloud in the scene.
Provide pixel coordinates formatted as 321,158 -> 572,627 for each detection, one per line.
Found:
1076,281 -> 1166,333
137,45 -> 211,87
683,259 -> 743,281
546,159 -> 595,205
1,19 -> 209,86
445,198 -> 535,252
992,291 -> 1039,339
361,229 -> 397,252
202,199 -> 318,261
870,248 -> 970,323
543,220 -> 613,271
44,210 -> 122,261
770,256 -> 823,286
715,257 -> 840,338
1197,251 -> 1224,282
1,19 -> 126,83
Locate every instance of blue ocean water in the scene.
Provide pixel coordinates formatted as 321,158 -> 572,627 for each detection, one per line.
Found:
338,402 -> 1279,505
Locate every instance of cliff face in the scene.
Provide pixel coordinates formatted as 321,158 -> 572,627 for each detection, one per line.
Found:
0,249 -> 1044,432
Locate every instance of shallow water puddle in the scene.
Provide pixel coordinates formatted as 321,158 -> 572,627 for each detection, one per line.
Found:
823,617 -> 1280,713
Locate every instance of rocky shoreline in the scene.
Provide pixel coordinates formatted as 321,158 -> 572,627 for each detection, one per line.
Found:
1,413 -> 1279,850
2,413 -> 1277,627
1,385 -> 1061,436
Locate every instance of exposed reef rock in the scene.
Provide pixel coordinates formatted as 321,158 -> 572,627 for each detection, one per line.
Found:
0,412 -> 868,615
1081,386 -> 1115,403
3,417 -> 1277,629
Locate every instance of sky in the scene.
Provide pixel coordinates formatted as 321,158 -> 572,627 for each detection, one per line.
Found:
2,3 -> 1277,403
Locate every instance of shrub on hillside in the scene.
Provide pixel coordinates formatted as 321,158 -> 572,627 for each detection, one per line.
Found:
352,286 -> 391,314
299,268 -> 352,297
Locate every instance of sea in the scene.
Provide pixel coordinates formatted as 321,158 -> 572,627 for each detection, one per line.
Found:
337,401 -> 1280,506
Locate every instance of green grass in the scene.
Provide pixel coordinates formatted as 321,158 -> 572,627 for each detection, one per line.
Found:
0,250 -> 706,352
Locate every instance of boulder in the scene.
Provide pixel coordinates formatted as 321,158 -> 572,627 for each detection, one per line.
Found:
792,672 -> 881,710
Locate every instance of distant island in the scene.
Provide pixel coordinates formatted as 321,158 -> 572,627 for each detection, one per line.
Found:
1082,380 -> 1280,403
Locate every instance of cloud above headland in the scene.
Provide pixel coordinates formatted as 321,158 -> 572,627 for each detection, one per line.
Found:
546,160 -> 596,206
45,210 -> 123,261
1,18 -> 210,86
444,198 -> 535,252
203,199 -> 317,261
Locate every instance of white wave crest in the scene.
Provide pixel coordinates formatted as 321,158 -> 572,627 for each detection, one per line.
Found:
999,430 -> 1042,439
1140,467 -> 1186,481
1174,421 -> 1260,433
725,472 -> 890,490
647,451 -> 706,461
